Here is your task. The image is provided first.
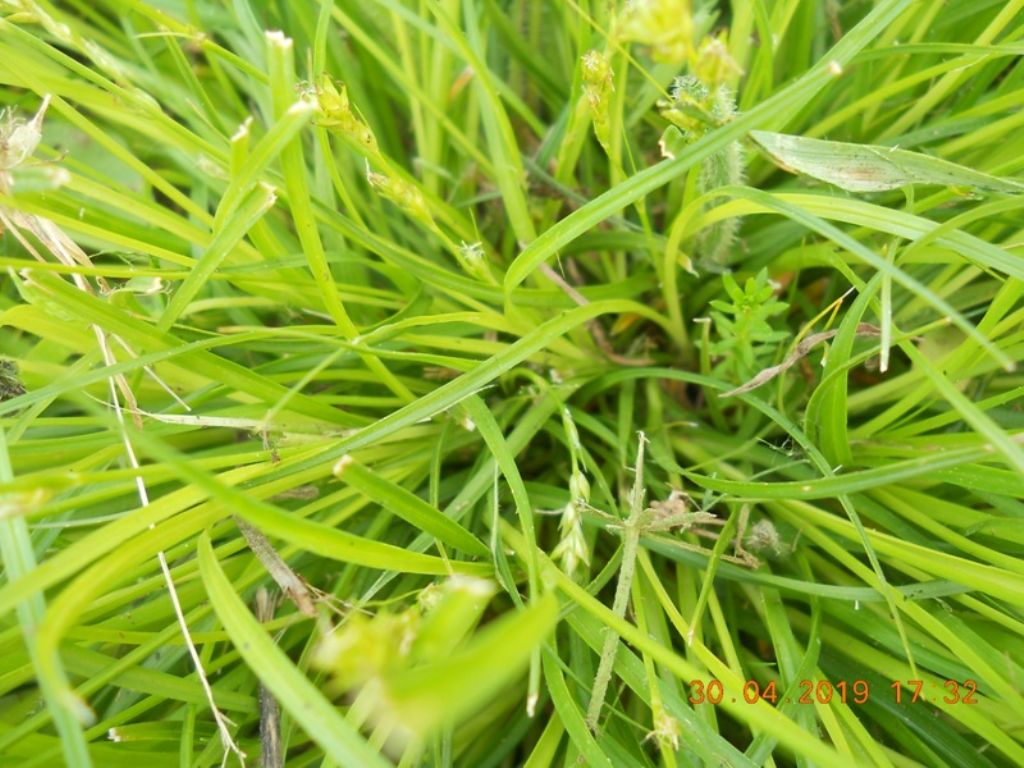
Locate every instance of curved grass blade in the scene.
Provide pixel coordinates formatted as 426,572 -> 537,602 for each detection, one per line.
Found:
336,458 -> 489,557
0,428 -> 93,766
197,531 -> 390,768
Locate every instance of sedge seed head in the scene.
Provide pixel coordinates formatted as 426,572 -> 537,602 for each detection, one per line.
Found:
618,0 -> 694,64
581,49 -> 614,113
650,712 -> 682,751
694,32 -> 742,87
366,165 -> 433,224
0,97 -> 48,170
314,76 -> 379,155
569,469 -> 591,503
553,501 -> 590,578
314,610 -> 419,689
745,518 -> 782,556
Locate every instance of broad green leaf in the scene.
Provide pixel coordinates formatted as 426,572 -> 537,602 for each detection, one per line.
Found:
751,130 -> 1024,193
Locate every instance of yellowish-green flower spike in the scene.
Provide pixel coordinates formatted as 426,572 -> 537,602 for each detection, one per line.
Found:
313,609 -> 420,690
581,50 -> 614,152
410,576 -> 496,664
553,467 -> 591,579
617,0 -> 694,64
554,407 -> 591,579
554,500 -> 589,579
313,76 -> 380,158
694,32 -> 743,88
456,240 -> 491,282
366,163 -> 434,226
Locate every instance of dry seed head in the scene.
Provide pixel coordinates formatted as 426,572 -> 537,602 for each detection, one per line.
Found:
0,95 -> 50,170
745,518 -> 782,555
649,712 -> 682,751
648,488 -> 687,519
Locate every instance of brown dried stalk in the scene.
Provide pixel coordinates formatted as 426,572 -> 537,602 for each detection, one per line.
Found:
720,323 -> 881,398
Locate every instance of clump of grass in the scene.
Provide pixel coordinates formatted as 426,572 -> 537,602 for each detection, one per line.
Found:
2,1 -> 1024,767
